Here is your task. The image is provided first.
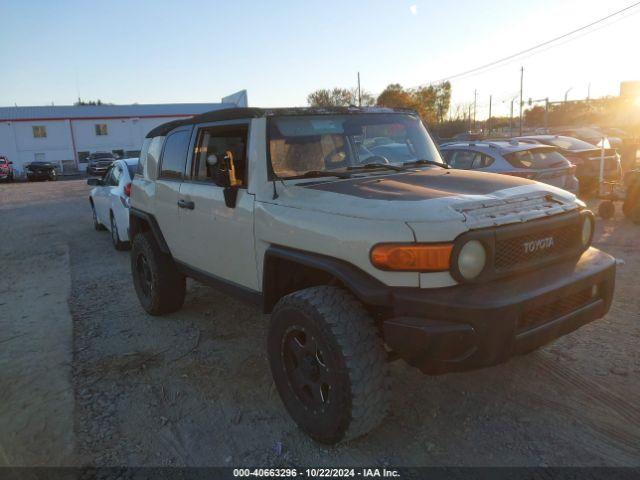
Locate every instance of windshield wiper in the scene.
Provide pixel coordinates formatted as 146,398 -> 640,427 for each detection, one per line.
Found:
295,170 -> 353,179
347,163 -> 405,172
402,159 -> 450,169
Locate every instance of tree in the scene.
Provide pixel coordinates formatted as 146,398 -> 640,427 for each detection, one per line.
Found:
376,84 -> 414,109
307,87 -> 376,107
376,82 -> 451,125
434,81 -> 451,123
74,98 -> 112,106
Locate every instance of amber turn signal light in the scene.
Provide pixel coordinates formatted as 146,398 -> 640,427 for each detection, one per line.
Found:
370,243 -> 453,272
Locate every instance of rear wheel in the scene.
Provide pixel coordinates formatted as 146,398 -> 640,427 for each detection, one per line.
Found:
268,286 -> 390,444
131,231 -> 185,315
91,202 -> 106,231
598,200 -> 615,220
110,212 -> 129,251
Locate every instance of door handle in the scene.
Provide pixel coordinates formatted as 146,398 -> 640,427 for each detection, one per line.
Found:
177,199 -> 195,210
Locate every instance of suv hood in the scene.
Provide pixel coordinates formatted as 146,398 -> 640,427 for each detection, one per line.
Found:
268,168 -> 580,226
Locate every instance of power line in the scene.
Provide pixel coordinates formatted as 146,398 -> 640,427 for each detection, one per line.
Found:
421,1 -> 640,86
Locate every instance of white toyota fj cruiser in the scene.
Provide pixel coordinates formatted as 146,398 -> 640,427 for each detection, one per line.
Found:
129,107 -> 615,444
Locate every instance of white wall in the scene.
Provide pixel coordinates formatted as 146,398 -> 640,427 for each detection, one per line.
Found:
0,115 -> 192,175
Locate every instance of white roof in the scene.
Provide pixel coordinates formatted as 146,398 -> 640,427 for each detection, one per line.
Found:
0,89 -> 249,122
0,103 -> 235,121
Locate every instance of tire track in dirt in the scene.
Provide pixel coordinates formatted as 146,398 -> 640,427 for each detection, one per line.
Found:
524,354 -> 640,463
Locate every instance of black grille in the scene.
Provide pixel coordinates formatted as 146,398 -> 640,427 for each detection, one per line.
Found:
495,224 -> 581,271
518,287 -> 596,333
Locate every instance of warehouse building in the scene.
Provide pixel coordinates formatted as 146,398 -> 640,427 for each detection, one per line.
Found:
0,90 -> 247,176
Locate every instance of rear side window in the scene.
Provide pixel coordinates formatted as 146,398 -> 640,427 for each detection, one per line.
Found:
445,150 -> 494,170
136,140 -> 149,176
159,131 -> 191,179
503,149 -> 568,169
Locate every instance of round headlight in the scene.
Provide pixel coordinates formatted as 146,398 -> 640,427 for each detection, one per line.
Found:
457,240 -> 487,280
581,214 -> 594,248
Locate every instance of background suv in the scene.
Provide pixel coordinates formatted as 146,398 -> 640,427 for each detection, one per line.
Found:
439,140 -> 579,193
86,152 -> 117,176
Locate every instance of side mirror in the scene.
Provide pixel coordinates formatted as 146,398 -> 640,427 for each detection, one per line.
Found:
87,178 -> 103,186
8,161 -> 13,165
214,151 -> 240,208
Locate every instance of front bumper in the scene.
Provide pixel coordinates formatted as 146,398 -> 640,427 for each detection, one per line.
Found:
26,171 -> 53,180
383,247 -> 616,374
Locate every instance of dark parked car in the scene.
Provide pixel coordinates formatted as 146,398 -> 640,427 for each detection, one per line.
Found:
550,127 -> 622,150
0,156 -> 14,182
439,140 -> 579,193
26,162 -> 58,181
86,152 -> 116,176
515,135 -> 622,195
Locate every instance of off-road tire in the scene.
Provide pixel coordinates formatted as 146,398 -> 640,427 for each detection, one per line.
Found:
131,231 -> 185,315
110,212 -> 129,251
91,202 -> 106,231
268,286 -> 390,444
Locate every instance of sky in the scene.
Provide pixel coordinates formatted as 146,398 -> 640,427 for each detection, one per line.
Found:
1,0 -> 639,118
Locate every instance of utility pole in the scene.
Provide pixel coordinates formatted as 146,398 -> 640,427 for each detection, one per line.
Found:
564,87 -> 573,103
509,99 -> 514,137
519,66 -> 524,136
473,89 -> 478,130
468,105 -> 472,131
357,72 -> 362,107
544,98 -> 549,130
488,95 -> 492,136
587,82 -> 591,101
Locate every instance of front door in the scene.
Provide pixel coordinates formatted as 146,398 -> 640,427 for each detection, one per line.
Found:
178,122 -> 258,290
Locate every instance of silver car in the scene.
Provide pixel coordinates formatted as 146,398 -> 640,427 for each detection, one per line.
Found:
440,140 -> 579,193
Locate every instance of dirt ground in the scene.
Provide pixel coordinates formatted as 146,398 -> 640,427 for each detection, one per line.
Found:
0,179 -> 638,467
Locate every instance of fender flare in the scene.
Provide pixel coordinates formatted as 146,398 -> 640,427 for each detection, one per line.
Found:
129,208 -> 171,254
262,245 -> 392,313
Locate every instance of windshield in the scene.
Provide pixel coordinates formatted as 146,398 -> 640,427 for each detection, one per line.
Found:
503,148 -> 569,169
268,114 -> 443,178
546,136 -> 597,150
90,153 -> 114,160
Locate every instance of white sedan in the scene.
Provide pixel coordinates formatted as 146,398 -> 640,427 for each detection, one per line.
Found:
88,158 -> 138,250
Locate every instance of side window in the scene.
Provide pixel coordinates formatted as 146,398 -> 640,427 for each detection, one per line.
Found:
159,131 -> 191,180
448,150 -> 476,169
471,153 -> 495,169
110,166 -> 123,186
191,125 -> 248,187
136,138 -> 151,176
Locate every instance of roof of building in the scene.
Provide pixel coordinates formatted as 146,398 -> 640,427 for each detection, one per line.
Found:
146,106 -> 419,137
0,103 -> 236,122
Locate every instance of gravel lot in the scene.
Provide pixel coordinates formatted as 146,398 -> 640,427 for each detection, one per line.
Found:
1,179 -> 638,467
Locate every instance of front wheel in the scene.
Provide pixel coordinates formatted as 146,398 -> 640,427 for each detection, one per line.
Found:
268,286 -> 390,444
131,231 -> 185,315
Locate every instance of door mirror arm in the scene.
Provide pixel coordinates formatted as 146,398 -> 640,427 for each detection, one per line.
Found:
223,186 -> 239,208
